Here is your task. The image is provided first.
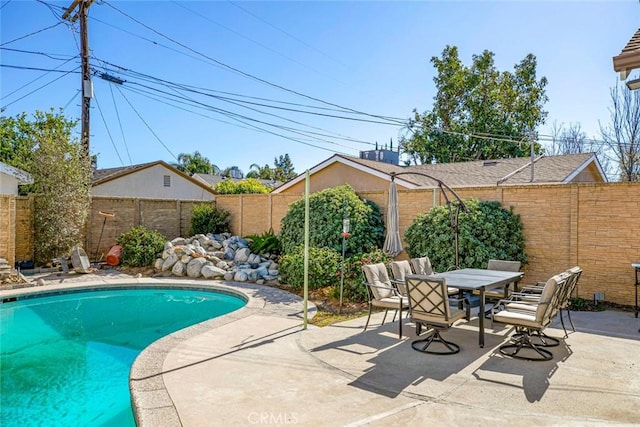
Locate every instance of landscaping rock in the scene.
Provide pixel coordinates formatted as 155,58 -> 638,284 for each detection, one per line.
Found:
154,233 -> 279,283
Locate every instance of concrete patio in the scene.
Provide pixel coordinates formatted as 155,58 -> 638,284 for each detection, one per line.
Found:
131,280 -> 640,426
3,273 -> 639,426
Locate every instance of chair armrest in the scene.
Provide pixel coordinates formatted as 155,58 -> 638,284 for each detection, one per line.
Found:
389,279 -> 408,295
364,281 -> 403,298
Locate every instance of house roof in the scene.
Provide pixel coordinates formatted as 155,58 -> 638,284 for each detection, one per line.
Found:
272,152 -> 604,193
92,160 -> 217,194
192,173 -> 282,189
0,161 -> 33,184
613,27 -> 640,79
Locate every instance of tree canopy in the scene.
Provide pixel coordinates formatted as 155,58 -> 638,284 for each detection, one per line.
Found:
246,154 -> 296,182
402,46 -> 549,164
0,109 -> 91,264
172,151 -> 218,175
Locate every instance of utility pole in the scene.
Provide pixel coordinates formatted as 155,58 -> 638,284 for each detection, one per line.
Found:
62,0 -> 94,158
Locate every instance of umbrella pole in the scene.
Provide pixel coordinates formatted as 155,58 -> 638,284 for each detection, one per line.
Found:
340,235 -> 345,314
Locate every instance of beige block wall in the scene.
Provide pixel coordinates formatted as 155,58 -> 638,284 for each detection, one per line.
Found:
0,195 -> 16,265
9,183 -> 640,307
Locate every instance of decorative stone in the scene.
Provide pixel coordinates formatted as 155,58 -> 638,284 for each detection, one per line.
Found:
216,261 -> 229,270
164,241 -> 173,251
234,248 -> 251,263
171,261 -> 186,276
233,270 -> 248,282
180,255 -> 192,264
162,253 -> 179,271
187,257 -> 208,278
223,272 -> 234,281
201,265 -> 226,279
171,237 -> 188,246
154,258 -> 163,270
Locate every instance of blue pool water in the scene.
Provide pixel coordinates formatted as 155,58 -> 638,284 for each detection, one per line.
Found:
0,287 -> 245,426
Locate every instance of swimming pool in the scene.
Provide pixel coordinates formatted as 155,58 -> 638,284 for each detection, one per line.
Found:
0,286 -> 246,426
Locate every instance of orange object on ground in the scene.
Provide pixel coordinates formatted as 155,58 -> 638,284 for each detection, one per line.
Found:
106,245 -> 123,266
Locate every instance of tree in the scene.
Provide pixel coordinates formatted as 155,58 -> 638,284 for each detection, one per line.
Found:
402,46 -> 548,164
0,109 -> 91,264
245,154 -> 296,181
173,151 -> 218,175
246,163 -> 273,180
548,121 -> 613,180
273,154 -> 296,181
599,84 -> 640,182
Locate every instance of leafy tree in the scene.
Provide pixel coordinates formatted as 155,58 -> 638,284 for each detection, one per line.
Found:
1,109 -> 91,264
404,199 -> 527,272
213,178 -> 270,194
279,184 -> 384,257
0,112 -> 34,172
402,46 -> 548,164
599,84 -> 640,182
245,154 -> 296,181
173,151 -> 218,175
273,154 -> 296,181
246,163 -> 273,180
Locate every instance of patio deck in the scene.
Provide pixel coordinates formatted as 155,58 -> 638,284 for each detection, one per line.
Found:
4,273 -> 639,426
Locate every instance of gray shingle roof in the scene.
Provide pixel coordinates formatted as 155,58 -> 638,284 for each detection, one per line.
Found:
339,152 -> 600,187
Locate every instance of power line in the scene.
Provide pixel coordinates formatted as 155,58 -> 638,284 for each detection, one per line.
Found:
0,22 -> 64,46
108,83 -> 132,164
101,0 -> 406,125
93,92 -> 125,166
1,66 -> 80,110
172,1 -> 346,86
2,57 -> 77,99
115,83 -> 351,155
114,85 -> 178,161
227,0 -> 346,68
0,47 -> 78,61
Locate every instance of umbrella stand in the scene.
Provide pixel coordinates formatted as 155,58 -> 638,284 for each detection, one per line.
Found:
388,172 -> 470,269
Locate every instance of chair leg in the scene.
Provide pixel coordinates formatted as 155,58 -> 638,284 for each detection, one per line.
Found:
500,329 -> 554,361
566,308 -> 576,332
381,309 -> 389,325
363,303 -> 373,332
558,309 -> 568,338
411,328 -> 460,355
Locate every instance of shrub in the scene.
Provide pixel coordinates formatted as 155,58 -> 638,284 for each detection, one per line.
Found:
116,226 -> 166,267
279,185 -> 385,257
213,178 -> 271,194
278,246 -> 341,290
245,229 -> 281,256
404,198 -> 527,272
190,203 -> 231,235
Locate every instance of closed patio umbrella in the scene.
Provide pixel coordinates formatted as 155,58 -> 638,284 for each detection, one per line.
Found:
383,179 -> 403,257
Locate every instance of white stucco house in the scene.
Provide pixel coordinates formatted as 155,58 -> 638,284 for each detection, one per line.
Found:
91,161 -> 216,200
0,161 -> 33,195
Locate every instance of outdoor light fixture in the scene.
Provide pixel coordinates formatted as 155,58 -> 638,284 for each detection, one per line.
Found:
626,78 -> 640,91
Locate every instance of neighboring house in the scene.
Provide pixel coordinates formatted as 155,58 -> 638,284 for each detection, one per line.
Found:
92,161 -> 216,200
613,27 -> 640,87
272,152 -> 606,194
0,161 -> 33,195
192,173 -> 282,190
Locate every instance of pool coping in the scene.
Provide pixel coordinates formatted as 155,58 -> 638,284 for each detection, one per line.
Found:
0,276 -> 313,426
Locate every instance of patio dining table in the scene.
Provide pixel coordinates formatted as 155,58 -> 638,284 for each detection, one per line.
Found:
433,268 -> 524,347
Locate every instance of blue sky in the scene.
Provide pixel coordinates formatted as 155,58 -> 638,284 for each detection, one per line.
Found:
1,1 -> 638,175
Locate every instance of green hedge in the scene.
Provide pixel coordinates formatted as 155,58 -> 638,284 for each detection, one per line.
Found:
279,184 -> 384,257
404,198 -> 527,272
